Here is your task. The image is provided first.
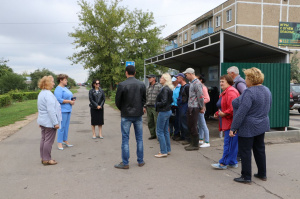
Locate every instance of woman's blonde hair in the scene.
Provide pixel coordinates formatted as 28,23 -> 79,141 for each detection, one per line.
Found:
243,67 -> 264,85
38,75 -> 54,90
161,73 -> 174,90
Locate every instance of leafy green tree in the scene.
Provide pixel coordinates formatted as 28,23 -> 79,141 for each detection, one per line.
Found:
0,58 -> 13,78
69,0 -> 166,91
67,77 -> 77,88
29,68 -> 57,90
0,72 -> 26,94
291,50 -> 300,82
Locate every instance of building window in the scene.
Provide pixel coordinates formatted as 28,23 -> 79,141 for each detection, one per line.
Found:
198,24 -> 203,32
191,29 -> 194,35
184,32 -> 187,41
179,35 -> 182,43
226,9 -> 232,22
216,16 -> 221,27
208,19 -> 212,28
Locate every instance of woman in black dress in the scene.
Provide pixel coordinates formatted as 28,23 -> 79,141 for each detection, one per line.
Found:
89,80 -> 105,139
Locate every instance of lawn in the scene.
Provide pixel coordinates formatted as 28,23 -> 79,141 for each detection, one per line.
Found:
0,99 -> 37,127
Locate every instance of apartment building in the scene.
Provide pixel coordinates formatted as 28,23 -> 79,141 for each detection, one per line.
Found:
165,0 -> 300,56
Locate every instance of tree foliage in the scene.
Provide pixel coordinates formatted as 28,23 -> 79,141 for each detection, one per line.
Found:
0,72 -> 26,94
29,68 -> 57,90
0,58 -> 13,78
291,51 -> 300,82
69,0 -> 167,90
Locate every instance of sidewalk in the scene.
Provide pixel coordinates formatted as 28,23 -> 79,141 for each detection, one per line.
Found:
0,86 -> 299,199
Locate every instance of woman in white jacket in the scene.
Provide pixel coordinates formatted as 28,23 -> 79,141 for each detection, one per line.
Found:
37,76 -> 62,165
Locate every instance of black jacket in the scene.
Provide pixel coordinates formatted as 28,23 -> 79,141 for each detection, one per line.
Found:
89,88 -> 105,109
155,86 -> 173,112
115,77 -> 146,117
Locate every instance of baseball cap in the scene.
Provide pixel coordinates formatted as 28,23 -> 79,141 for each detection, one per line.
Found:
171,77 -> 177,82
146,74 -> 156,78
174,73 -> 185,78
182,68 -> 195,74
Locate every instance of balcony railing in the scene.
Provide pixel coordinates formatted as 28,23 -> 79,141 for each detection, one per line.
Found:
191,27 -> 214,40
165,43 -> 178,51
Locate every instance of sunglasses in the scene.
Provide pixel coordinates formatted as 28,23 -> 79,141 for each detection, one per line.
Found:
95,83 -> 100,85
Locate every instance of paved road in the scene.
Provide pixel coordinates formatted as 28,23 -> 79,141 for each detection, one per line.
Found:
0,86 -> 299,199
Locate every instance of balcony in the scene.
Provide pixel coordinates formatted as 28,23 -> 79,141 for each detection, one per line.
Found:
191,27 -> 214,40
165,43 -> 178,51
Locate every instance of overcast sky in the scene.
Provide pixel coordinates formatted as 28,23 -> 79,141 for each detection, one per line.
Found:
0,0 -> 225,83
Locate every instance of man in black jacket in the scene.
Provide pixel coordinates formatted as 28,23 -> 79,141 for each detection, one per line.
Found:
114,65 -> 146,169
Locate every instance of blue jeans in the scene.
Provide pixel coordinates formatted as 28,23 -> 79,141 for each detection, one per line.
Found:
198,113 -> 209,143
57,112 -> 71,143
121,116 -> 144,165
219,130 -> 238,165
156,110 -> 172,154
179,104 -> 189,140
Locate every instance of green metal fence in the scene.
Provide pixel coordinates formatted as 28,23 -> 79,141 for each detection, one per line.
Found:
221,63 -> 290,128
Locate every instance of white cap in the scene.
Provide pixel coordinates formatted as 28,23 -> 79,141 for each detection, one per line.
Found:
182,68 -> 195,74
171,77 -> 177,82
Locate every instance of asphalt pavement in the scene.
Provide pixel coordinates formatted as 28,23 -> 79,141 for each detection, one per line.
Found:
0,86 -> 299,199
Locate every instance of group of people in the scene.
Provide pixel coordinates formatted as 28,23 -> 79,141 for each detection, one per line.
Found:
114,65 -> 272,185
37,74 -> 106,166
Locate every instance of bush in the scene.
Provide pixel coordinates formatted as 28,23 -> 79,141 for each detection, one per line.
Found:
10,93 -> 24,102
0,95 -> 12,107
23,92 -> 39,100
0,72 -> 27,94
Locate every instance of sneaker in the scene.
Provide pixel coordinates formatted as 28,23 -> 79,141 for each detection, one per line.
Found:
114,162 -> 129,169
228,164 -> 238,168
154,153 -> 168,158
199,140 -> 204,144
211,163 -> 227,169
200,143 -> 210,148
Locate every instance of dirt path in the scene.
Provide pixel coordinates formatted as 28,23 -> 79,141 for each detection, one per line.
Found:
0,112 -> 38,141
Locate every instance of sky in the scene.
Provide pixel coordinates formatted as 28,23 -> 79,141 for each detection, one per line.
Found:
0,0 -> 225,83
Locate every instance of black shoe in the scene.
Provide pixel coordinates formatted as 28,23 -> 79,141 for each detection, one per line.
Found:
184,145 -> 199,151
114,162 -> 129,169
234,177 -> 251,184
148,136 -> 156,140
175,137 -> 184,141
237,156 -> 241,162
254,174 -> 267,181
138,161 -> 145,167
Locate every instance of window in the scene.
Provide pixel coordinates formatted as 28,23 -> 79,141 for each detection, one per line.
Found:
226,9 -> 232,22
191,29 -> 194,35
208,19 -> 212,28
198,24 -> 203,32
184,32 -> 187,41
216,16 -> 221,27
179,35 -> 182,43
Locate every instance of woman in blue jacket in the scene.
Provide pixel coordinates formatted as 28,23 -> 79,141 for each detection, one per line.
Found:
230,67 -> 272,184
54,74 -> 75,150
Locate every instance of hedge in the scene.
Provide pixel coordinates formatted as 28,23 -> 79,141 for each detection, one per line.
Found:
23,92 -> 39,100
10,93 -> 24,102
0,95 -> 12,107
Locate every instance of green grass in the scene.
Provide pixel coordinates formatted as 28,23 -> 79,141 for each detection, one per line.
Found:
0,100 -> 37,127
105,98 -> 118,110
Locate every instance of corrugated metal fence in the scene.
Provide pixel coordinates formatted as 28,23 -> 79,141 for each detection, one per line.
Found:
221,63 -> 290,128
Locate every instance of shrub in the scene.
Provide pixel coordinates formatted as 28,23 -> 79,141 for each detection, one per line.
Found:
0,95 -> 12,107
23,92 -> 39,100
10,93 -> 24,102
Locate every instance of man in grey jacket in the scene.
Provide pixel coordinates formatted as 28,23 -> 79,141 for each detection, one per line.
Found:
183,68 -> 204,151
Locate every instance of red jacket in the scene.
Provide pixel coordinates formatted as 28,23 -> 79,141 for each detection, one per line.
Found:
215,86 -> 240,131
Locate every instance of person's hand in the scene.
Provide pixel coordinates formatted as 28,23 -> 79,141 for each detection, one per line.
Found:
200,108 -> 205,113
213,113 -> 218,119
218,110 -> 226,117
70,100 -> 75,105
97,106 -> 101,109
229,130 -> 236,137
143,107 -> 147,113
54,124 -> 59,129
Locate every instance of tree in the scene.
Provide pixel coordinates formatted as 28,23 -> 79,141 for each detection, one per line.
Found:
69,0 -> 167,90
0,72 -> 26,94
291,50 -> 300,82
29,68 -> 57,90
0,58 -> 13,78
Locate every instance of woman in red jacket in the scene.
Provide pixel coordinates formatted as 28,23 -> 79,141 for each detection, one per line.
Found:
211,74 -> 240,169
